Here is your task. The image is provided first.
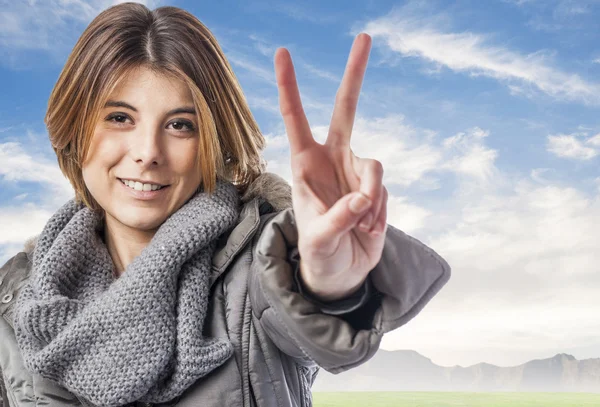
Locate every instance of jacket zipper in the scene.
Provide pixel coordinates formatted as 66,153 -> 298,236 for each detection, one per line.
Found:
297,364 -> 314,407
296,364 -> 305,407
241,290 -> 253,407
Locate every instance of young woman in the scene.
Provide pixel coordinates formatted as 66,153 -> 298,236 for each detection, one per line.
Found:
0,3 -> 451,407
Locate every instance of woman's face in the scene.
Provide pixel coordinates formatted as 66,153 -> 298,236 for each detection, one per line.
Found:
82,66 -> 201,232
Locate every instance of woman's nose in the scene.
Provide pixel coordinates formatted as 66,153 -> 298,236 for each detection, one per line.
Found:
130,125 -> 164,167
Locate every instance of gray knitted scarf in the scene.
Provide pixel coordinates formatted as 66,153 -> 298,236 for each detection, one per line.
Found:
13,179 -> 241,407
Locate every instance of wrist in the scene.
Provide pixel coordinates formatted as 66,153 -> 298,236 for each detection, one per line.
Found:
298,259 -> 366,302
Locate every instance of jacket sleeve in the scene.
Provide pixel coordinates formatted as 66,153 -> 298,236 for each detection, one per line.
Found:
290,245 -> 375,316
247,208 -> 451,374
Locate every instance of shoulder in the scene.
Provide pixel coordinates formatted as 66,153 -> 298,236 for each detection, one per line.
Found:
240,171 -> 295,247
0,238 -> 35,323
1,235 -> 36,282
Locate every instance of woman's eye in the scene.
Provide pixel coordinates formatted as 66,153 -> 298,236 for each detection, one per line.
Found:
106,113 -> 131,125
104,114 -> 195,132
168,120 -> 196,132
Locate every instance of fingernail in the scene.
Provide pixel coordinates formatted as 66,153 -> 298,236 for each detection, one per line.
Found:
350,194 -> 371,214
359,212 -> 374,231
371,219 -> 387,236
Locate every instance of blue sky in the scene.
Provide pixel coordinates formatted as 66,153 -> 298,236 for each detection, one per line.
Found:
1,0 -> 599,368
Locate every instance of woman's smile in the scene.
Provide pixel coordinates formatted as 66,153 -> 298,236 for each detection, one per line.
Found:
118,177 -> 171,201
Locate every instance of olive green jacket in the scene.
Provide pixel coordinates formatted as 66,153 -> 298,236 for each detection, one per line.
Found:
0,173 -> 451,407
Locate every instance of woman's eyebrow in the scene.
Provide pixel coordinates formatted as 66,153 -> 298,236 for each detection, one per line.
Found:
166,106 -> 196,115
103,100 -> 196,116
104,100 -> 137,111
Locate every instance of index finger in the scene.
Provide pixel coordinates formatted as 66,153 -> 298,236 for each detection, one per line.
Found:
274,47 -> 315,155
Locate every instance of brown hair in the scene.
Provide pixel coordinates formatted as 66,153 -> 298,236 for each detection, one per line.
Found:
45,2 -> 266,212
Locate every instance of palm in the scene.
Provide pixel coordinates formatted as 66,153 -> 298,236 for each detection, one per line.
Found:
274,33 -> 388,301
290,145 -> 369,269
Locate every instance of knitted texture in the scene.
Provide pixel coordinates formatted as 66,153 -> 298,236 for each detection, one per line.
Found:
13,179 -> 241,407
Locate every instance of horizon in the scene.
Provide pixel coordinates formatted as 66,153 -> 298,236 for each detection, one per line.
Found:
375,348 -> 590,369
1,0 -> 599,368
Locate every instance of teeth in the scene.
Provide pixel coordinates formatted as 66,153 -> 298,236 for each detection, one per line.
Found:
120,179 -> 164,191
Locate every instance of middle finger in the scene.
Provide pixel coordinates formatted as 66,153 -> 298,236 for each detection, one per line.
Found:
326,33 -> 372,149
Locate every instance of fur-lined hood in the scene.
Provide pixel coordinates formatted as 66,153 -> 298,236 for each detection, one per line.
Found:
240,172 -> 292,212
22,172 -> 292,256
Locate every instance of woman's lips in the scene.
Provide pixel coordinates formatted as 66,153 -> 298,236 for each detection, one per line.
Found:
118,178 -> 170,200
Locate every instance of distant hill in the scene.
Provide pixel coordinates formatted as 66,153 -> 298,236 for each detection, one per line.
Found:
311,350 -> 600,392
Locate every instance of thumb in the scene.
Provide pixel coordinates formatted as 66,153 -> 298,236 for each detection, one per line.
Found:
311,192 -> 372,248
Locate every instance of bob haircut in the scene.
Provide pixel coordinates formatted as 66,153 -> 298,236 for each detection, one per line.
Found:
46,2 -> 266,213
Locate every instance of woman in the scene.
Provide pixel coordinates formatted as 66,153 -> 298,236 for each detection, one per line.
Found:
0,3 -> 451,407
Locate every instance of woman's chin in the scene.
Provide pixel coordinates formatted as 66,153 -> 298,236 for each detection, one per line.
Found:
115,210 -> 167,231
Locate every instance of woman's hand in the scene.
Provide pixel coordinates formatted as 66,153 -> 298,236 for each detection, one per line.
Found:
274,33 -> 388,302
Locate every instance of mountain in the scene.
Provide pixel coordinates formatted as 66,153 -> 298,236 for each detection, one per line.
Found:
311,350 -> 600,392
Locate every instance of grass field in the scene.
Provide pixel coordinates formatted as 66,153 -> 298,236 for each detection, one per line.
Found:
312,391 -> 600,407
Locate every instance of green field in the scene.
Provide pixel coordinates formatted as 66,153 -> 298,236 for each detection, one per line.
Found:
312,391 -> 600,407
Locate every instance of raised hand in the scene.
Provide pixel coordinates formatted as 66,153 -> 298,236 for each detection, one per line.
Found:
274,33 -> 388,302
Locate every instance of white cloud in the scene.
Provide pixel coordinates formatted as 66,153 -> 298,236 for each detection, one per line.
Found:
0,205 -> 54,245
226,51 -> 277,85
254,111 -> 600,367
0,0 -> 160,57
386,196 -> 432,234
587,133 -> 600,146
546,133 -> 599,160
0,141 -> 74,202
262,114 -> 499,192
530,168 -> 555,184
249,33 -> 278,58
246,96 -> 281,115
0,140 -> 74,264
381,173 -> 600,366
360,4 -> 600,105
384,290 -> 600,367
441,128 -> 499,182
